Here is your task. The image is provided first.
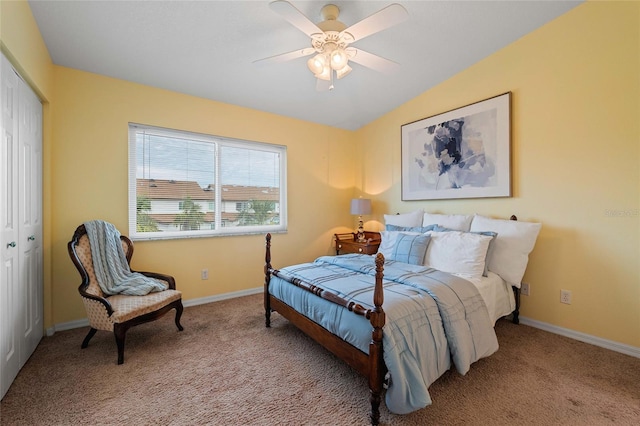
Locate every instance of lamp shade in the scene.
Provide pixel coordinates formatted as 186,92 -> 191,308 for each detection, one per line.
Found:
350,198 -> 372,215
335,64 -> 352,80
307,54 -> 326,75
330,48 -> 349,70
315,65 -> 331,81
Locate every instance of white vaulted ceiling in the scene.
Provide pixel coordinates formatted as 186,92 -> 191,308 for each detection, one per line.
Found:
28,0 -> 582,130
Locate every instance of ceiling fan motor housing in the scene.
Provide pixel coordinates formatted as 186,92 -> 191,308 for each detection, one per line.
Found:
320,5 -> 341,23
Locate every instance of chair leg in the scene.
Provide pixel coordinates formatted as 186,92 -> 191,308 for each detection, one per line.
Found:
114,324 -> 127,365
81,328 -> 98,348
175,302 -> 184,331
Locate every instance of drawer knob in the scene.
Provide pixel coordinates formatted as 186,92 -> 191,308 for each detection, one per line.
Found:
338,244 -> 342,249
358,248 -> 363,253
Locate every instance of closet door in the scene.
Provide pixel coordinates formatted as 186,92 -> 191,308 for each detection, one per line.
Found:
0,53 -> 43,400
18,70 -> 43,360
0,53 -> 21,399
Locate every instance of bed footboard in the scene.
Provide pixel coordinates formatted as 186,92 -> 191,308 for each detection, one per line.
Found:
263,233 -> 386,425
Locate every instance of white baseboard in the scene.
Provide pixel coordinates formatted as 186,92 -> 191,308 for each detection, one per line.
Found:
520,316 -> 640,359
47,318 -> 89,336
46,287 -> 263,336
181,287 -> 262,308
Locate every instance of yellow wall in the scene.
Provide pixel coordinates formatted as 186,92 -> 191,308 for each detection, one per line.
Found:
50,67 -> 356,323
2,0 -> 638,348
357,1 -> 639,347
0,0 -> 53,98
0,0 -> 55,330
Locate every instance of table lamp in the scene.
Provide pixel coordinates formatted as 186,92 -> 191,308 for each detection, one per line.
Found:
350,198 -> 372,243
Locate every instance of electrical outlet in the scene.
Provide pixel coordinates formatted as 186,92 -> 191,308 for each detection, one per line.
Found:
560,289 -> 572,304
201,269 -> 209,280
521,282 -> 530,296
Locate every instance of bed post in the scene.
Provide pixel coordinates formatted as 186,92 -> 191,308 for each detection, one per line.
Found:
509,215 -> 521,325
368,253 -> 386,426
264,233 -> 272,328
512,287 -> 521,324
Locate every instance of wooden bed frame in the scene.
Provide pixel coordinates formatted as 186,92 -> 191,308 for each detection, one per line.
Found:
264,222 -> 521,425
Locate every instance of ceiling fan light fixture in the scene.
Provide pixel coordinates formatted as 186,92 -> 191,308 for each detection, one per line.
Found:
262,1 -> 409,90
307,54 -> 326,75
335,64 -> 352,80
315,65 -> 331,81
330,48 -> 349,71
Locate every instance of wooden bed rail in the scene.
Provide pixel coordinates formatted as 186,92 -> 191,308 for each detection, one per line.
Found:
268,267 -> 376,318
264,233 -> 387,425
265,233 -> 386,322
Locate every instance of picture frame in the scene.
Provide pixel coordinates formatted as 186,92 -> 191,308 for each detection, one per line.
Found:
401,92 -> 511,201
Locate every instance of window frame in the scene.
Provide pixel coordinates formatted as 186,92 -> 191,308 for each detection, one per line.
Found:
128,123 -> 287,240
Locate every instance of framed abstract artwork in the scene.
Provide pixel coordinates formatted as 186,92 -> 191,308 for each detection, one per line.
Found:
401,92 -> 511,201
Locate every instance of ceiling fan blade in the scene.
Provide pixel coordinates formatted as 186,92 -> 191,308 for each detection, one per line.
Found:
341,3 -> 409,43
253,47 -> 315,65
269,0 -> 323,38
347,48 -> 400,74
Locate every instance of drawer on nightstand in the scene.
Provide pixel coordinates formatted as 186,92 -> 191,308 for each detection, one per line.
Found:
334,232 -> 381,255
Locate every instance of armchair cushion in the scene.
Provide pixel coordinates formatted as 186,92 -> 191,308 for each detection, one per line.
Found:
108,290 -> 182,323
82,289 -> 182,330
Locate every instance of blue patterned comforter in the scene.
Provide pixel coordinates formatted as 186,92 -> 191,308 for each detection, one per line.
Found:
268,254 -> 499,414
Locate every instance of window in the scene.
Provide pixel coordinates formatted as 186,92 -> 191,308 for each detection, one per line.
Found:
128,123 -> 287,240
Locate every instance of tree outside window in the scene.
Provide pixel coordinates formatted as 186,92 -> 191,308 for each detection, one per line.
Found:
174,197 -> 205,230
136,195 -> 158,232
238,200 -> 276,226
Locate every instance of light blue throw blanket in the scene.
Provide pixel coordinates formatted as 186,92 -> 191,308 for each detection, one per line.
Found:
269,254 -> 499,414
84,220 -> 167,296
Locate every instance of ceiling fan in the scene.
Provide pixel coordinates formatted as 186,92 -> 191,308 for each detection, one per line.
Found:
254,1 -> 409,91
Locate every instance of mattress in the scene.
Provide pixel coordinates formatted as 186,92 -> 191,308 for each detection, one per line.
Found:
453,271 -> 516,324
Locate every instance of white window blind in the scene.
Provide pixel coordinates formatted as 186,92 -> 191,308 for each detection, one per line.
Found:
128,123 -> 287,240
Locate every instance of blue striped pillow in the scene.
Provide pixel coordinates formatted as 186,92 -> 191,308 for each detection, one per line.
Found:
389,233 -> 431,265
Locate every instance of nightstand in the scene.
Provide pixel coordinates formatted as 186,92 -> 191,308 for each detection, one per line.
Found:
334,231 -> 381,255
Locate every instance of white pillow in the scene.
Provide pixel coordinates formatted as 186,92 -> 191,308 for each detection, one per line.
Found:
422,213 -> 473,231
377,230 -> 421,259
431,225 -> 497,277
384,209 -> 424,228
470,215 -> 542,287
424,231 -> 493,279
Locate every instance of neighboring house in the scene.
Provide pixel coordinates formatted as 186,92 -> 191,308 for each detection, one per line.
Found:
219,184 -> 281,226
136,178 -> 279,231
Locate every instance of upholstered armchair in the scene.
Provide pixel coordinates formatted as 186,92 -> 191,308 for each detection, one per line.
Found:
68,224 -> 184,364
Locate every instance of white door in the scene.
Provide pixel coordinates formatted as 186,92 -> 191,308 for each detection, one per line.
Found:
0,53 -> 22,399
0,53 -> 43,400
18,72 -> 43,361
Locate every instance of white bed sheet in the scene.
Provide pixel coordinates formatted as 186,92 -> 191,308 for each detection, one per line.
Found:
452,271 -> 516,324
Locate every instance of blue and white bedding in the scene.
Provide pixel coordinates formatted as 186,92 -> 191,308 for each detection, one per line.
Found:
268,254 -> 499,414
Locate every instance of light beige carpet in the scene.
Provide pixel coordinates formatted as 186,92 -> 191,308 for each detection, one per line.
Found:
1,294 -> 639,425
